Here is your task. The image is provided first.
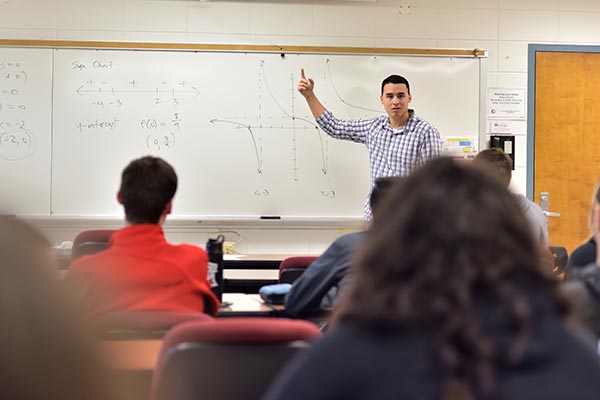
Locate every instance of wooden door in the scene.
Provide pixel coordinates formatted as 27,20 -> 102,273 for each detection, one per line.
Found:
534,51 -> 600,253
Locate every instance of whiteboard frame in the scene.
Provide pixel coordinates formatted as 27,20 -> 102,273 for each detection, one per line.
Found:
1,40 -> 488,223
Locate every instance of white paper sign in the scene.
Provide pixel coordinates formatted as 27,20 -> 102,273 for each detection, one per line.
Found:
490,121 -> 513,134
487,88 -> 525,120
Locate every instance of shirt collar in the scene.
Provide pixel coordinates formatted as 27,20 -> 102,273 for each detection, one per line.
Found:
383,109 -> 416,133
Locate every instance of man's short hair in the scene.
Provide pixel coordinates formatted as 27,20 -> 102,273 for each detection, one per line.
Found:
472,148 -> 512,188
118,156 -> 177,224
381,75 -> 410,95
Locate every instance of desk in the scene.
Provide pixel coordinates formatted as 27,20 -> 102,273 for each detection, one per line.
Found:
97,293 -> 287,400
223,254 -> 317,293
217,293 -> 283,317
99,293 -> 284,371
224,253 -> 316,270
223,269 -> 279,280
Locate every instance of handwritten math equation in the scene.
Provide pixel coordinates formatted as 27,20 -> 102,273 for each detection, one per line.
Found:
0,60 -> 35,161
70,58 -> 198,152
64,57 -> 350,199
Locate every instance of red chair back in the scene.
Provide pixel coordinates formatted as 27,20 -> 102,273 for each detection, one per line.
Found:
151,317 -> 322,400
278,256 -> 317,284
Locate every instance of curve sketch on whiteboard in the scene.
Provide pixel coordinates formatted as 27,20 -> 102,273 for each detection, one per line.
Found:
260,60 -> 328,175
209,119 -> 263,175
326,59 -> 380,114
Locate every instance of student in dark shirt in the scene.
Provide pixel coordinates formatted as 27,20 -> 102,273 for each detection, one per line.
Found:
284,176 -> 399,319
568,185 -> 600,270
569,237 -> 596,269
265,158 -> 600,400
566,182 -> 600,341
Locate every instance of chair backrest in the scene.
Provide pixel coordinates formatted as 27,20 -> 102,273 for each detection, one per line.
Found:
71,229 -> 115,261
93,311 -> 213,339
278,256 -> 317,284
151,317 -> 322,400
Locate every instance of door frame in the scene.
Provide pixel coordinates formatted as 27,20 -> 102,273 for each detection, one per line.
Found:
526,43 -> 600,200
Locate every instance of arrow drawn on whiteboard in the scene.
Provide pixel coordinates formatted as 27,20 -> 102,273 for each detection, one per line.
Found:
260,60 -> 328,174
210,119 -> 263,175
326,59 -> 380,113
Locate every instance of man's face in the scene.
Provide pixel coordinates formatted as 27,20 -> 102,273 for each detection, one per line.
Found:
380,83 -> 412,120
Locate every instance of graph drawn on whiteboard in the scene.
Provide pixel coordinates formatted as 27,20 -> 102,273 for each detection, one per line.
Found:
209,59 -> 346,199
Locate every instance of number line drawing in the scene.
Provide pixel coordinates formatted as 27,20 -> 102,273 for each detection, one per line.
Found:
209,118 -> 263,175
75,85 -> 200,98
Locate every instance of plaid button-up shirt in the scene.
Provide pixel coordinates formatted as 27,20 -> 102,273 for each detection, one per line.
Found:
317,109 -> 442,219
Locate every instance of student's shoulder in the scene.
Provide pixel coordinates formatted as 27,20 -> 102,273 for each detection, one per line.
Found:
171,243 -> 208,261
515,194 -> 544,214
334,231 -> 365,246
66,252 -> 110,280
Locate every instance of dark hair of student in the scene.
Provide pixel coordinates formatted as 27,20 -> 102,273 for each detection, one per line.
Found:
381,74 -> 410,95
0,215 -> 126,400
369,176 -> 401,219
337,157 -> 568,400
472,148 -> 513,188
119,155 -> 178,224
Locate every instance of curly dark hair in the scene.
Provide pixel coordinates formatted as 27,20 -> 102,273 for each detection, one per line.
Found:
337,157 -> 568,400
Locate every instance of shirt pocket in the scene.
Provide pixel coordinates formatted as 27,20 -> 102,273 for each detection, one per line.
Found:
385,134 -> 413,175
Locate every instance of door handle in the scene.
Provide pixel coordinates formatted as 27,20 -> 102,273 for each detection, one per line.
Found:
543,211 -> 561,217
539,192 -> 560,218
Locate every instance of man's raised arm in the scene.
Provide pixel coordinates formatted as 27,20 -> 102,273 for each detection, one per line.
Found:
297,68 -> 326,120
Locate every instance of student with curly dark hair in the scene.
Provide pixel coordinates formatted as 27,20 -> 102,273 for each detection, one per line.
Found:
264,157 -> 600,400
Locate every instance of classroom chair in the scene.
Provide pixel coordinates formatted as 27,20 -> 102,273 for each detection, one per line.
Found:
151,317 -> 322,400
278,256 -> 317,284
70,229 -> 115,261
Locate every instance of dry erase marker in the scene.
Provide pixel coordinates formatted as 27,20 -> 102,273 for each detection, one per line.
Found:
260,216 -> 281,220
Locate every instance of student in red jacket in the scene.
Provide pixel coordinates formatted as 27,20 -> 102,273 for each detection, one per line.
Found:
67,156 -> 219,319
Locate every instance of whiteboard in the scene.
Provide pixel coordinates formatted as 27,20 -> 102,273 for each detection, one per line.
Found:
0,48 -> 52,215
1,45 -> 483,219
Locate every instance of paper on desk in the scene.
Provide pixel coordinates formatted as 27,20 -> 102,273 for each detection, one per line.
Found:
223,254 -> 246,260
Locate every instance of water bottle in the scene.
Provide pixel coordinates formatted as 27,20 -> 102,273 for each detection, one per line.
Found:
206,235 -> 225,301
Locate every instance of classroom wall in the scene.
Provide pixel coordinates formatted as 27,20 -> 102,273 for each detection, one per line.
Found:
2,0 -> 600,253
